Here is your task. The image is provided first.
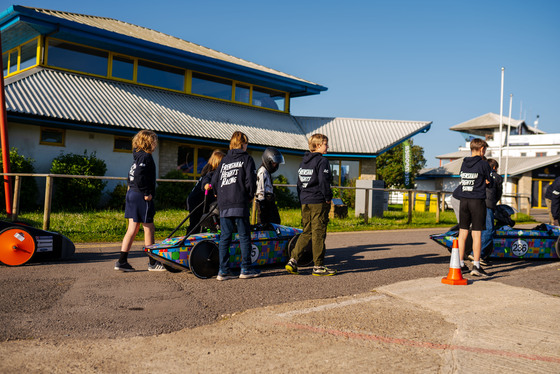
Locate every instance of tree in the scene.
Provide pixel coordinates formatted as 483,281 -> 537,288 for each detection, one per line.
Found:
376,139 -> 426,188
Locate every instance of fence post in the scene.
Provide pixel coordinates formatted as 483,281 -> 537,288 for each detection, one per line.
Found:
407,190 -> 412,224
11,175 -> 21,222
436,191 -> 441,223
364,188 -> 369,224
43,175 -> 53,230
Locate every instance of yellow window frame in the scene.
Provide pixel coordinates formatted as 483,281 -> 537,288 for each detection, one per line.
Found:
2,36 -> 41,78
113,136 -> 133,153
39,127 -> 65,146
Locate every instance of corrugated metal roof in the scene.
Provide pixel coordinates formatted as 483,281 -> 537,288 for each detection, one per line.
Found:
293,116 -> 431,154
419,155 -> 560,177
450,112 -> 525,131
436,150 -> 471,159
23,6 -> 318,87
5,68 -> 309,150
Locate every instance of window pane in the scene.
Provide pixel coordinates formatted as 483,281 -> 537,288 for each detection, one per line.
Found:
9,50 -> 17,73
2,53 -> 7,76
341,160 -> 360,185
40,129 -> 64,145
20,39 -> 38,70
112,56 -> 134,81
137,60 -> 184,91
177,146 -> 196,174
330,162 -> 340,185
191,72 -> 232,100
197,148 -> 213,174
234,84 -> 250,103
252,86 -> 284,110
48,40 -> 108,76
114,137 -> 132,151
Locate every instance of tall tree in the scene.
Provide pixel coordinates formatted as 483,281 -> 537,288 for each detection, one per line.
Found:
376,139 -> 426,188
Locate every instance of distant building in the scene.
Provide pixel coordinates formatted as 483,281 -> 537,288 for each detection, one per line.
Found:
417,113 -> 560,211
1,5 -> 431,202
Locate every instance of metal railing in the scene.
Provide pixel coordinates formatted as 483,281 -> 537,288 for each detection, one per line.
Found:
1,172 -> 532,230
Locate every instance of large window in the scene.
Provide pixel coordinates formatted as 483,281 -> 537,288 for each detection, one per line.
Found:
191,72 -> 232,100
47,40 -> 108,76
38,38 -> 289,112
111,55 -> 134,81
137,60 -> 184,91
252,86 -> 285,110
177,145 -> 215,177
2,38 -> 39,77
330,159 -> 361,186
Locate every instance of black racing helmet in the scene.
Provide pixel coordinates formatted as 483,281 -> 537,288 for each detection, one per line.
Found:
262,147 -> 284,174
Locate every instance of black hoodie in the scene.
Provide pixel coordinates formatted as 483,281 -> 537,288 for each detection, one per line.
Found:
453,155 -> 493,200
127,150 -> 156,197
544,176 -> 560,220
297,151 -> 333,204
211,148 -> 256,217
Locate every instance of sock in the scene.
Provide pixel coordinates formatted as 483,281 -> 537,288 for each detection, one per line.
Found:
474,260 -> 480,268
118,251 -> 128,264
460,260 -> 464,267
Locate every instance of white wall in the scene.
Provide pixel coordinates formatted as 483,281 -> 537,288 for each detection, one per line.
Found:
7,122 -> 160,198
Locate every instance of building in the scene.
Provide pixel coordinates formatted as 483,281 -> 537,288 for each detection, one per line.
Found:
417,112 -> 560,211
1,5 -> 431,202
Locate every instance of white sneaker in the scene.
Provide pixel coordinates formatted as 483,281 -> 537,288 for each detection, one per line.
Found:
148,262 -> 166,272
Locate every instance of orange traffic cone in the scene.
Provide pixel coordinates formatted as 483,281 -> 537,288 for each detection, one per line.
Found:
441,239 -> 468,285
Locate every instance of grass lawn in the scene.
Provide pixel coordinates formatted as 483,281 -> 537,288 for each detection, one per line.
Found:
1,206 -> 536,243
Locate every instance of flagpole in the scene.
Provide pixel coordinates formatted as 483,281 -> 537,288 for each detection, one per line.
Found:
498,67 -> 505,169
503,94 -> 513,203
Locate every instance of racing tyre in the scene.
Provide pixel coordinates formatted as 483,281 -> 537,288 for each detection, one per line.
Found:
189,240 -> 219,279
555,237 -> 560,259
0,226 -> 36,266
287,234 -> 313,267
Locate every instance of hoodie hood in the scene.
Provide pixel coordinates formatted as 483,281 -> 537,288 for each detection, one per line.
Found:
462,155 -> 484,168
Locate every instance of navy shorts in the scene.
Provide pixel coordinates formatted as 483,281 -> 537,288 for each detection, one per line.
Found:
459,198 -> 485,231
124,189 -> 155,223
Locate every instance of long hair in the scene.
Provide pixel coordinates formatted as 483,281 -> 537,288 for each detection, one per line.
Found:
229,131 -> 248,150
132,130 -> 158,153
201,149 -> 226,176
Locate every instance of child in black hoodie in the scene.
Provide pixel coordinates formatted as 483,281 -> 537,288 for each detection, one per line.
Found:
286,134 -> 336,276
453,138 -> 493,277
211,131 -> 258,280
116,130 -> 164,272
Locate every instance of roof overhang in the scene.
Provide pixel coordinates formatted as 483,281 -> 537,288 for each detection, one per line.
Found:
0,5 -> 327,97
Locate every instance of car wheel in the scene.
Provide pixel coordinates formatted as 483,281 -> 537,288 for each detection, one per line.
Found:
189,240 -> 219,279
555,237 -> 560,258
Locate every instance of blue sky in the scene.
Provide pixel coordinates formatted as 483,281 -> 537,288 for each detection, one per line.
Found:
3,0 -> 559,167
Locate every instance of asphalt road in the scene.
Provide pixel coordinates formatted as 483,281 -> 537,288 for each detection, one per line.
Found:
1,226 -> 559,342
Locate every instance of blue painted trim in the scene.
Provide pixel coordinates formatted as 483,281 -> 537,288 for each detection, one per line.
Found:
4,6 -> 327,96
325,153 -> 377,159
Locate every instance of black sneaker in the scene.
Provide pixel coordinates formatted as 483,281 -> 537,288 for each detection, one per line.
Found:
468,255 -> 489,266
461,264 -> 470,274
114,261 -> 135,272
312,265 -> 337,276
470,265 -> 489,277
285,258 -> 298,275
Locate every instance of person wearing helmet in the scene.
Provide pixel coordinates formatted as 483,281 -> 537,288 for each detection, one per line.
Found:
256,147 -> 284,225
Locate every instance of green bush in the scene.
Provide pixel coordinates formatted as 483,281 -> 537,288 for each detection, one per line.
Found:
105,182 -> 128,210
50,151 -> 107,211
155,170 -> 195,209
332,178 -> 356,209
0,147 -> 39,212
273,174 -> 300,209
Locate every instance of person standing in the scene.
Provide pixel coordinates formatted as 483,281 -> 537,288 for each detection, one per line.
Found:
115,130 -> 164,272
545,176 -> 560,226
477,158 -> 503,263
256,147 -> 284,225
211,131 -> 258,280
453,138 -> 493,277
286,134 -> 336,276
186,149 -> 225,234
